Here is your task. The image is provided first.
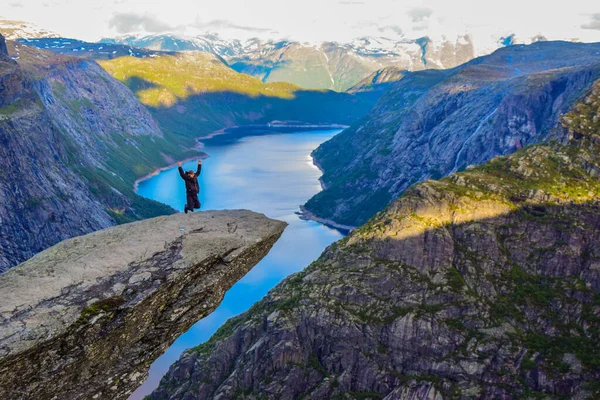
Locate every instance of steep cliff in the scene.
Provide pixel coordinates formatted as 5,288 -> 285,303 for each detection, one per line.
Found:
0,34 -> 7,56
0,210 -> 286,400
305,41 -> 600,228
149,80 -> 600,399
0,39 -> 191,271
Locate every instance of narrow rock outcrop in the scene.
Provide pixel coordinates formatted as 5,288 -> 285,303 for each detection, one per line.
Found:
0,210 -> 286,400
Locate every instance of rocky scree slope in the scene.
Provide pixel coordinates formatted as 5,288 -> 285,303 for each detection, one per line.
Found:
0,210 -> 286,400
0,37 -> 191,271
346,66 -> 407,105
149,79 -> 600,399
305,41 -> 600,228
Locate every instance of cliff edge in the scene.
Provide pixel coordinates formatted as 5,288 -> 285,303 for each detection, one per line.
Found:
0,210 -> 286,400
150,80 -> 600,399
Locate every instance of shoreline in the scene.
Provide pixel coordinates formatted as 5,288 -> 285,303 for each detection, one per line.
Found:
295,152 -> 356,232
297,206 -> 356,232
195,123 -> 349,148
310,154 -> 328,190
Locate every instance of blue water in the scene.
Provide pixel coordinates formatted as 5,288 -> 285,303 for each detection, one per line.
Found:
130,130 -> 344,399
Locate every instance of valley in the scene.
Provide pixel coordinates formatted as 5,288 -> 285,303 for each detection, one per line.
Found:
150,77 -> 600,400
0,9 -> 600,400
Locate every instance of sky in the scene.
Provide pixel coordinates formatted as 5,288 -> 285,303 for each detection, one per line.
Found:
2,0 -> 600,45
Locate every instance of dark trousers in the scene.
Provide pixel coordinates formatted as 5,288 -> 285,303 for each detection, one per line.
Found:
186,192 -> 201,211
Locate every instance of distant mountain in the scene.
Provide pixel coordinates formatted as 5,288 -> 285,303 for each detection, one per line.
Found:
0,37 -> 191,271
98,51 -> 378,138
346,66 -> 407,103
16,37 -> 168,59
0,18 -> 58,40
303,41 -> 600,227
103,34 -> 476,91
348,66 -> 406,94
101,33 -> 244,56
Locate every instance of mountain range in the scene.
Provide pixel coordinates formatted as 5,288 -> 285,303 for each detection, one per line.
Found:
103,33 -> 476,91
304,41 -> 600,228
149,73 -> 600,400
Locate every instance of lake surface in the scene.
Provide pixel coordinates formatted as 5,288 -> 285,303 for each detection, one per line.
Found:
130,129 -> 345,399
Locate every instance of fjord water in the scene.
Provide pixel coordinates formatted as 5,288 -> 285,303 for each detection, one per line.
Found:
131,129 -> 345,398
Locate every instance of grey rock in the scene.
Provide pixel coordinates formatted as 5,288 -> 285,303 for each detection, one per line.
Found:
149,81 -> 600,399
0,34 -> 7,57
0,210 -> 287,400
305,41 -> 600,227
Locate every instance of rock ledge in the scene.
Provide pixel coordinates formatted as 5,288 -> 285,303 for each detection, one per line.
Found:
0,210 -> 286,399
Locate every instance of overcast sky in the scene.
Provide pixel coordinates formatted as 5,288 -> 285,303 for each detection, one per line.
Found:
2,0 -> 600,44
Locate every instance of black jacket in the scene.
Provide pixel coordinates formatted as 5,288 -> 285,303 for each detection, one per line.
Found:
178,164 -> 202,194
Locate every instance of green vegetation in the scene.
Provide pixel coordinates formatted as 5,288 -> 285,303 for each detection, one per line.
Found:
77,297 -> 126,324
100,53 -> 299,108
0,100 -> 22,117
99,53 -> 374,140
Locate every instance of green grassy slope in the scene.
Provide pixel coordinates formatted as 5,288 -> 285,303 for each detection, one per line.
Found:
100,52 -> 376,138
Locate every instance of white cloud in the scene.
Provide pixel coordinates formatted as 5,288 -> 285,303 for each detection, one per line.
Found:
1,0 -> 599,44
109,13 -> 174,34
582,13 -> 600,30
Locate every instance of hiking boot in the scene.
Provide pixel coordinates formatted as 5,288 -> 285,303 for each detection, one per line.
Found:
184,206 -> 189,214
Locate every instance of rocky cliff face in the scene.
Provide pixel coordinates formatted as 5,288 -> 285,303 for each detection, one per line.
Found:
149,80 -> 600,399
0,41 -> 189,271
0,34 -> 7,57
0,210 -> 286,400
305,41 -> 600,228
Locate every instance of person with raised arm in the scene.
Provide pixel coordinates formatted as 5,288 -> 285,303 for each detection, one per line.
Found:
177,160 -> 202,214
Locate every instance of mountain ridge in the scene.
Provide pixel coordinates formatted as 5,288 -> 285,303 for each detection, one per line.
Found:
103,33 -> 476,91
148,76 -> 600,400
0,37 -> 194,271
304,41 -> 600,228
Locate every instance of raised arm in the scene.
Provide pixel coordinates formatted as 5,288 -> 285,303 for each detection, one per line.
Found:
196,160 -> 202,176
177,162 -> 187,180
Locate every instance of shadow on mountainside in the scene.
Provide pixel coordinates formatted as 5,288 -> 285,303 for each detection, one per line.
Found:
149,197 -> 600,399
122,76 -> 376,138
149,126 -> 600,399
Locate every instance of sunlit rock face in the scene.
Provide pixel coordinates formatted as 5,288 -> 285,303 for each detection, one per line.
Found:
0,210 -> 286,400
149,80 -> 600,399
